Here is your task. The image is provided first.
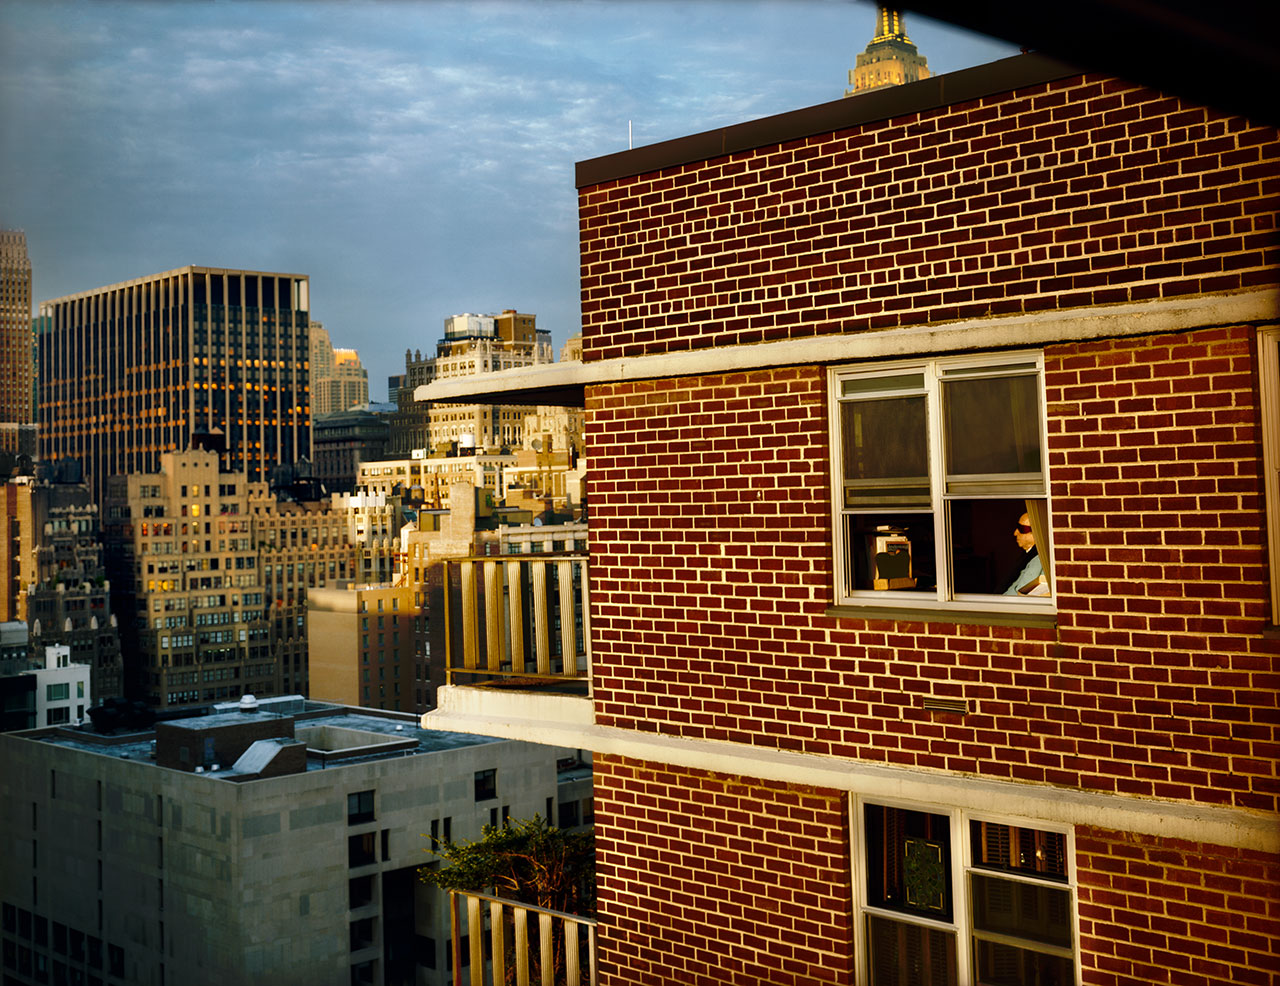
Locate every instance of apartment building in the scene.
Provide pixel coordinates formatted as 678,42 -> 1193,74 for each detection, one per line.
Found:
104,449 -> 355,709
419,53 -> 1280,985
308,583 -> 419,713
0,476 -> 124,702
0,697 -> 588,986
38,267 -> 311,505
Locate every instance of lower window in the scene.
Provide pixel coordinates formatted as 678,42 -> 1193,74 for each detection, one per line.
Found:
858,801 -> 1076,985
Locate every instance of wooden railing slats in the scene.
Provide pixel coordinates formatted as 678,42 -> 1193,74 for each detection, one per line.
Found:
448,889 -> 597,986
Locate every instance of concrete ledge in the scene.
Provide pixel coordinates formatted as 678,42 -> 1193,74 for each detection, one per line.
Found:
425,684 -> 594,730
420,702 -> 1279,855
413,287 -> 1279,407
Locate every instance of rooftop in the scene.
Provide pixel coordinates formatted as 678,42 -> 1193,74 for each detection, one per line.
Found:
28,697 -> 503,778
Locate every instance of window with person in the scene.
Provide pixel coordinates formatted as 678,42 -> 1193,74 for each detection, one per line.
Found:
831,353 -> 1052,610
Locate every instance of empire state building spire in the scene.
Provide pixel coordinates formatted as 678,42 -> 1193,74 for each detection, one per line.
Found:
846,5 -> 930,97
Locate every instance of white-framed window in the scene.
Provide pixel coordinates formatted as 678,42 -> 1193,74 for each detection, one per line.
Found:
1257,326 -> 1280,623
853,797 -> 1079,985
830,352 -> 1053,612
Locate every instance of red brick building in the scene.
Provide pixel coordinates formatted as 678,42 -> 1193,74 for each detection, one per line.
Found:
423,53 -> 1279,985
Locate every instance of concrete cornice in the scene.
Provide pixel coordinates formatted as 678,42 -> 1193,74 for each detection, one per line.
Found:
423,689 -> 1279,854
412,287 -> 1280,407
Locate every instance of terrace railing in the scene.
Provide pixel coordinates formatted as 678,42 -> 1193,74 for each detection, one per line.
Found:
441,555 -> 589,687
449,889 -> 598,986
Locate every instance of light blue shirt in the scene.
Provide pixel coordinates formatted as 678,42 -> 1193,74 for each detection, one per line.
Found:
1003,550 -> 1043,595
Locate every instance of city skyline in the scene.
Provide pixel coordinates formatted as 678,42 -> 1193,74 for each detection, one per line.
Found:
0,0 -> 1016,394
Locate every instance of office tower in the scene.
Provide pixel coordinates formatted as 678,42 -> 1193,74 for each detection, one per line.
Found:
846,5 -> 930,95
38,267 -> 312,506
310,322 -> 370,417
0,231 -> 35,457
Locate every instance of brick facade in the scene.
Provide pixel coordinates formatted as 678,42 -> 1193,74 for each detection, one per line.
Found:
573,61 -> 1280,986
588,326 -> 1279,816
1076,827 -> 1280,985
580,75 -> 1277,362
594,756 -> 854,986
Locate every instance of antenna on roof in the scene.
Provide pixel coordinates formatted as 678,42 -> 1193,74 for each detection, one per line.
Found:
629,120 -> 633,150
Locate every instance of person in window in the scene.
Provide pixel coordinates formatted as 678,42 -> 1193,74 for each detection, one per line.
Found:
1002,513 -> 1044,595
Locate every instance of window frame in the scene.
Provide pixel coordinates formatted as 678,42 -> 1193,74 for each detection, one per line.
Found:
829,351 -> 1055,616
1257,326 -> 1280,624
850,795 -> 1081,986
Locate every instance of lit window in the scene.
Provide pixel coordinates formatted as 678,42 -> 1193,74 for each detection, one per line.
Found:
830,353 -> 1052,611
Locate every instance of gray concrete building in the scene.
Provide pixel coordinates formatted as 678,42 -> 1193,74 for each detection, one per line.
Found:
0,696 -> 588,986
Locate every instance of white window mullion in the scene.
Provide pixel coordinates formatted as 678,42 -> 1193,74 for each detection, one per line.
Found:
1258,326 -> 1280,623
927,364 -> 950,604
955,807 -> 974,986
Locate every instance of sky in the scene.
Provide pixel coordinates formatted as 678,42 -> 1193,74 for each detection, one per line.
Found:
0,0 -> 1015,397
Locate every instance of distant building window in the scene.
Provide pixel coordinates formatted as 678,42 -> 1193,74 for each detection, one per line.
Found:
474,769 -> 497,802
46,683 -> 70,702
347,790 -> 374,825
557,800 -> 579,829
347,832 -> 377,868
46,708 -> 70,726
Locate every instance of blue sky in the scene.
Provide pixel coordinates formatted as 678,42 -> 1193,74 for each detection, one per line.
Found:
0,1 -> 1014,395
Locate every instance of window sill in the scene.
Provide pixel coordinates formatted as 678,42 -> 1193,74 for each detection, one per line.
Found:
825,604 -> 1057,629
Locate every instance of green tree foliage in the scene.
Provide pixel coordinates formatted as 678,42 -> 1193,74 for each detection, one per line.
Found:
418,815 -> 595,917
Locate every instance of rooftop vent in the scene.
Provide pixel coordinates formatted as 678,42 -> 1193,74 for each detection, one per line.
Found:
239,694 -> 259,714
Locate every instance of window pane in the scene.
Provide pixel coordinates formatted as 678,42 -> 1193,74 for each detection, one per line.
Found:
865,804 -> 952,920
948,499 -> 1045,596
943,375 -> 1041,482
843,514 -> 935,594
841,396 -> 930,508
970,821 -> 1068,881
973,938 -> 1074,986
971,874 -> 1072,949
867,915 -> 957,986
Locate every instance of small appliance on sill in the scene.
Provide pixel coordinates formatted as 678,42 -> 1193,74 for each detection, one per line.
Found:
867,525 -> 916,590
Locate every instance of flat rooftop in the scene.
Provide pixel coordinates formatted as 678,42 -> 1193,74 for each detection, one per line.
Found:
28,699 -> 503,777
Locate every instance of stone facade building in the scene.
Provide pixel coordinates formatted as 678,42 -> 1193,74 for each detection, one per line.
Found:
0,697 -> 588,986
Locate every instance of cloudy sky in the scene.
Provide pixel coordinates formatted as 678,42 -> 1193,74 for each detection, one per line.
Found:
1,0 -> 1014,395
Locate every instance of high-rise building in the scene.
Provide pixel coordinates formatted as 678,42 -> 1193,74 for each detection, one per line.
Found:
0,231 -> 35,457
389,310 -> 553,457
38,267 -> 312,505
309,321 -> 370,417
103,449 -> 354,709
846,5 -> 930,96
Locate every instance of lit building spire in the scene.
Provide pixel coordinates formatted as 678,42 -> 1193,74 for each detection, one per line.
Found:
846,4 -> 930,97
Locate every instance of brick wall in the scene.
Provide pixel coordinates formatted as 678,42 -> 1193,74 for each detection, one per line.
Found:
1076,826 -> 1280,985
587,326 -> 1280,813
594,755 -> 854,986
579,74 -> 1278,362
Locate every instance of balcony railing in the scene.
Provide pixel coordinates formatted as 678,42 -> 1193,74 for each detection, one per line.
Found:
442,555 -> 589,688
449,889 -> 597,986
